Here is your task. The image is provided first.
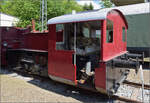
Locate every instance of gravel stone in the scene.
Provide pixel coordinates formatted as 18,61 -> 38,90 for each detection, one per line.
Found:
0,69 -> 108,102
1,68 -> 149,102
115,84 -> 150,102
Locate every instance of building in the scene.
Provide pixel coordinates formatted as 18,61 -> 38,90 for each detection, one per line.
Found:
0,13 -> 19,27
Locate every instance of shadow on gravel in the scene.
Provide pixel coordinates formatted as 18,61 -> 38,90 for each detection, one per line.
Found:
28,77 -> 113,103
0,67 -> 13,75
1,67 -> 114,102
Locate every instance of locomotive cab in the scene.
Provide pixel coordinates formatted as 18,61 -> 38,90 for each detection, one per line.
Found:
48,9 -> 139,94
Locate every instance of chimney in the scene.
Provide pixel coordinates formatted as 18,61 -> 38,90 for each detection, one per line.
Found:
72,10 -> 76,14
32,19 -> 36,32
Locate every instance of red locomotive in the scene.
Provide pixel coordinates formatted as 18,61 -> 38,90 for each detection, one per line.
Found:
1,9 -> 142,95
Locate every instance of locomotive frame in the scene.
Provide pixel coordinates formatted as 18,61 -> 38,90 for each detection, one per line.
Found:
47,9 -> 130,94
2,8 -> 142,95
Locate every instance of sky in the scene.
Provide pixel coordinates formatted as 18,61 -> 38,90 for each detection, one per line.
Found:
76,0 -> 102,9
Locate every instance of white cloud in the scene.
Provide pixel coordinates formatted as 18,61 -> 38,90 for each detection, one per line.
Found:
77,0 -> 101,9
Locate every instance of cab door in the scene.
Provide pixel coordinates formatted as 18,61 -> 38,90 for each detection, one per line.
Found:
48,24 -> 77,85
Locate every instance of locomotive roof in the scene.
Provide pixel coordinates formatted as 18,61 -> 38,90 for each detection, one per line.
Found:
48,9 -> 112,24
47,3 -> 149,25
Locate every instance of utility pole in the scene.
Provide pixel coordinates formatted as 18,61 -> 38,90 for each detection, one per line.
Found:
40,0 -> 47,32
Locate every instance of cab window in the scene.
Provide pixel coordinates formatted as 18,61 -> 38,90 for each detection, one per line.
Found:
122,27 -> 126,42
106,19 -> 113,43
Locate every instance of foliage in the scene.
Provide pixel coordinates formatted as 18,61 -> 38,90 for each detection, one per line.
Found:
83,3 -> 94,10
0,0 -> 83,30
0,0 -> 5,11
100,0 -> 113,8
89,3 -> 94,10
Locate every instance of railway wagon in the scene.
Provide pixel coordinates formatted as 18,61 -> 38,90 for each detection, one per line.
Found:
6,8 -> 141,94
111,3 -> 150,56
0,27 -> 30,66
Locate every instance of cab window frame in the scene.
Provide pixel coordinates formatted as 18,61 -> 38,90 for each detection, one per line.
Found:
56,24 -> 64,45
122,27 -> 126,42
106,19 -> 114,43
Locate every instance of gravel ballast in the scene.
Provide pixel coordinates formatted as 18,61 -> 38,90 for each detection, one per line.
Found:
0,69 -> 108,102
0,68 -> 149,102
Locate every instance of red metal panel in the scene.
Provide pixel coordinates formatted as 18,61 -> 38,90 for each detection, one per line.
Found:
48,25 -> 56,75
49,50 -> 75,81
1,27 -> 21,48
95,20 -> 106,90
48,25 -> 76,83
101,20 -> 106,60
56,30 -> 63,42
95,10 -> 128,91
95,62 -> 106,90
1,27 -> 29,65
22,31 -> 62,51
102,10 -> 127,61
48,24 -> 56,51
23,33 -> 48,51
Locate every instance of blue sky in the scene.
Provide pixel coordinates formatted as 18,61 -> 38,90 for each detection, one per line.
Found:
76,0 -> 102,9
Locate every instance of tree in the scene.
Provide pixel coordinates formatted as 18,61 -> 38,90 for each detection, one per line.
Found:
0,0 -> 4,6
89,3 -> 94,10
1,0 -> 83,30
100,0 -> 113,8
83,3 -> 94,10
1,0 -> 41,29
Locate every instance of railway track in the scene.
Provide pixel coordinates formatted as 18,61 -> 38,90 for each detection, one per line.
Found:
112,95 -> 142,103
115,81 -> 150,103
123,80 -> 150,90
